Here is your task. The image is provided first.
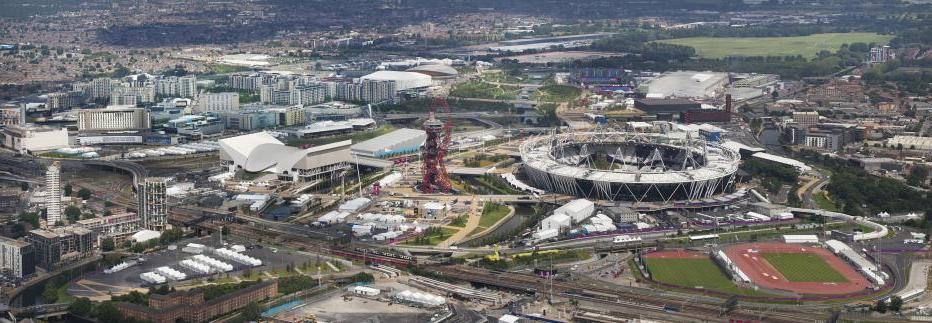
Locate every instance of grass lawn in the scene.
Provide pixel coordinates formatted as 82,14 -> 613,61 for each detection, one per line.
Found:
644,258 -> 769,296
761,253 -> 848,283
654,33 -> 894,59
207,64 -> 252,74
813,191 -> 841,212
533,84 -> 581,102
450,81 -> 518,100
467,203 -> 511,237
402,227 -> 457,246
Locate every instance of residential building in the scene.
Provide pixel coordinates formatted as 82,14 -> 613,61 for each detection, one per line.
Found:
870,46 -> 895,63
116,280 -> 278,323
156,76 -> 198,98
139,178 -> 168,231
90,78 -> 114,99
197,93 -> 240,113
110,83 -> 155,104
793,111 -> 819,126
76,212 -> 141,242
46,161 -> 62,226
46,91 -> 84,111
0,236 -> 35,279
26,226 -> 95,270
0,103 -> 25,126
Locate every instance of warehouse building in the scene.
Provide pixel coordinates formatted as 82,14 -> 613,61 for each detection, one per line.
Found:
1,125 -> 70,153
351,128 -> 427,158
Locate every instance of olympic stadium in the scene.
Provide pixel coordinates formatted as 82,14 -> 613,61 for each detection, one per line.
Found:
519,131 -> 740,202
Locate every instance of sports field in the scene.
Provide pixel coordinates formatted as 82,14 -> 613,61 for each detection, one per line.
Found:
762,252 -> 849,283
654,33 -> 894,59
643,257 -> 767,296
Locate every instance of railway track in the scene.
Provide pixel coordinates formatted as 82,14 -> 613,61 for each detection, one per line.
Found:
431,265 -> 824,323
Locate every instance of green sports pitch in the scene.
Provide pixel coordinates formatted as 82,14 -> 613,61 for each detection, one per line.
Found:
653,33 -> 894,59
761,253 -> 849,283
643,258 -> 768,296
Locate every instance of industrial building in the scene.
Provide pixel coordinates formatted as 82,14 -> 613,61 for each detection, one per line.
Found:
219,131 -> 352,182
351,128 -> 427,158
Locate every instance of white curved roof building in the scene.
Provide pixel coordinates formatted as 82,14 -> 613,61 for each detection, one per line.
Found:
219,132 -> 352,182
361,71 -> 432,91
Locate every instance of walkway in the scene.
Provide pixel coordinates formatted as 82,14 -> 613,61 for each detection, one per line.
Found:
437,196 -> 482,247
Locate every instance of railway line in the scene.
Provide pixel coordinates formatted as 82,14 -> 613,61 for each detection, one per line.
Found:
430,265 -> 826,323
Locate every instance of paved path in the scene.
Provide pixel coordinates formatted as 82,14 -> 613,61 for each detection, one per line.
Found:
438,197 -> 482,247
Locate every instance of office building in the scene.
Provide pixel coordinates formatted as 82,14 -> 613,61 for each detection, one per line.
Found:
139,178 -> 168,231
26,226 -> 95,270
164,115 -> 225,138
46,161 -> 62,226
0,236 -> 35,279
196,92 -> 240,113
78,107 -> 152,132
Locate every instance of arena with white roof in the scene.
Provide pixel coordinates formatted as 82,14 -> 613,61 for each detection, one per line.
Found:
520,131 -> 740,202
219,131 -> 351,182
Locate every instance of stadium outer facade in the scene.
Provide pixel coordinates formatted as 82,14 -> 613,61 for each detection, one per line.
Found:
520,131 -> 740,202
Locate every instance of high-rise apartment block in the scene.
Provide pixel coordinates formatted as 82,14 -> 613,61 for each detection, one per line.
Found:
139,177 -> 168,231
46,161 -> 62,226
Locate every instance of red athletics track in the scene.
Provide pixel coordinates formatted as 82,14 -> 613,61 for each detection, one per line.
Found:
723,242 -> 871,295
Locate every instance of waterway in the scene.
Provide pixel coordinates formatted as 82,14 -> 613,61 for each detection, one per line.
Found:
461,204 -> 553,247
10,260 -> 101,307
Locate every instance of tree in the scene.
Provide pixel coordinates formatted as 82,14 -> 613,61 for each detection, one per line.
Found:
94,301 -> 123,322
890,296 -> 903,312
68,297 -> 93,317
77,188 -> 91,200
19,212 -> 39,228
875,299 -> 888,313
101,237 -> 115,251
65,205 -> 82,222
241,302 -> 262,321
63,184 -> 72,196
